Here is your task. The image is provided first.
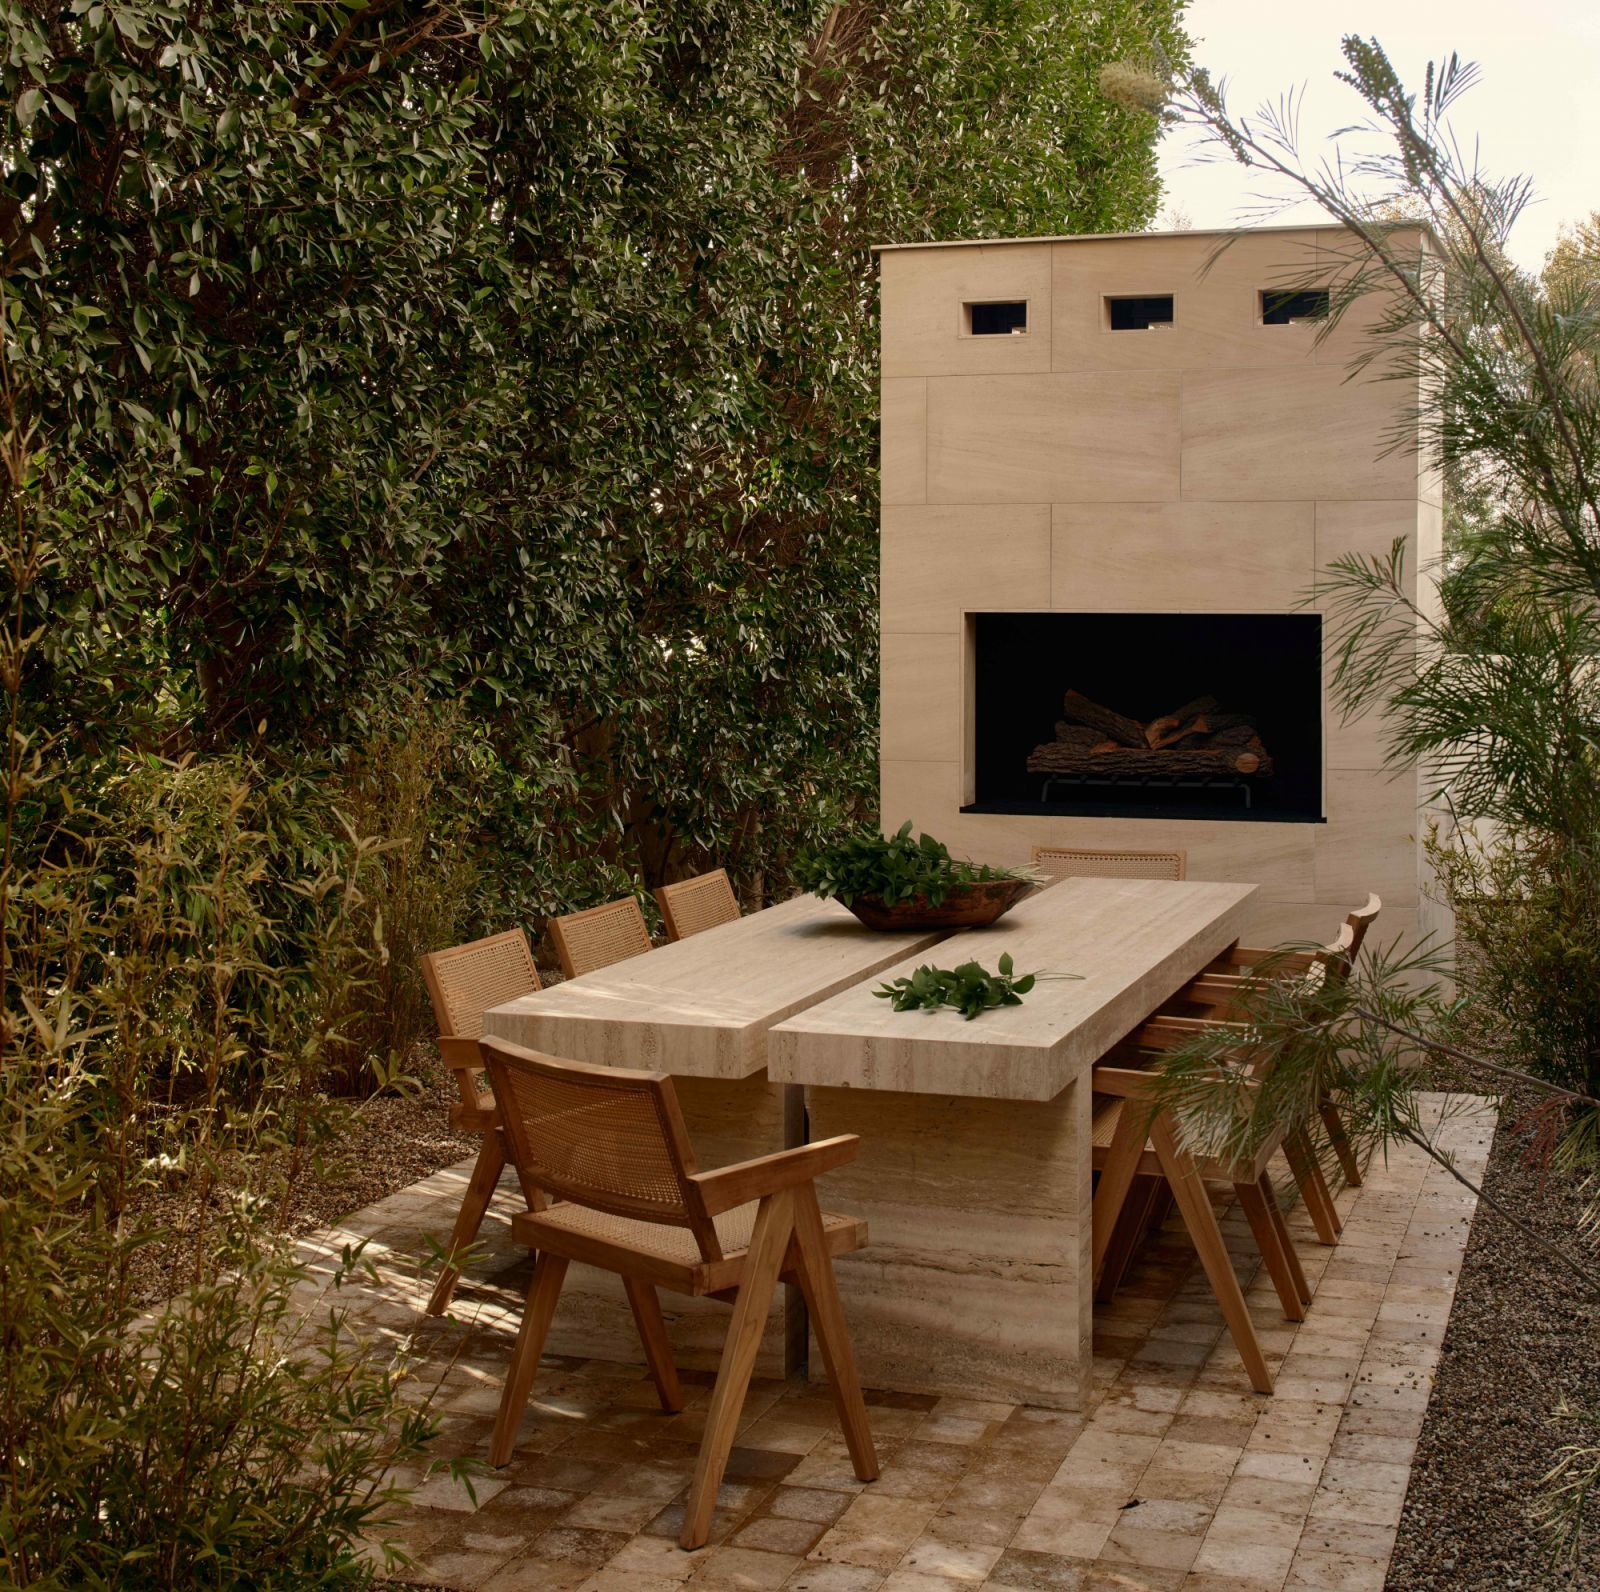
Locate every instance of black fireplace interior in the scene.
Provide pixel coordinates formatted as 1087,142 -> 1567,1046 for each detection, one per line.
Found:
965,612 -> 1324,823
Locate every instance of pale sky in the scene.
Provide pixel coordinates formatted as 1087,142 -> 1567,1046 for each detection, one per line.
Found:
1158,0 -> 1600,274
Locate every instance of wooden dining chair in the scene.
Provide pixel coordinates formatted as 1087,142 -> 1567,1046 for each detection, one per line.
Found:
1167,894 -> 1382,1194
1115,1010 -> 1346,1248
655,868 -> 740,942
479,1038 -> 878,1550
1032,845 -> 1187,882
547,895 -> 653,979
418,929 -> 545,1315
1091,1055 -> 1308,1397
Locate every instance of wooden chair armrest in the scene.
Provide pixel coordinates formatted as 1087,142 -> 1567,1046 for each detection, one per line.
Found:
438,1035 -> 484,1071
1130,1014 -> 1248,1048
1091,1064 -> 1158,1098
688,1136 -> 860,1217
1171,973 -> 1254,1010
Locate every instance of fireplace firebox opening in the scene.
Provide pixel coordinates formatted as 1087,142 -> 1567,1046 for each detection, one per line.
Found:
964,612 -> 1324,823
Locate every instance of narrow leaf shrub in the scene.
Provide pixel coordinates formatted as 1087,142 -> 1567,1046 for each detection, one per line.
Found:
0,752 -> 439,1586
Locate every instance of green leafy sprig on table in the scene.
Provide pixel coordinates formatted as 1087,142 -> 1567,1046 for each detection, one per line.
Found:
796,820 -> 1036,907
875,953 -> 1041,1021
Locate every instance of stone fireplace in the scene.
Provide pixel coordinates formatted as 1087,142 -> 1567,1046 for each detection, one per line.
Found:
877,224 -> 1444,945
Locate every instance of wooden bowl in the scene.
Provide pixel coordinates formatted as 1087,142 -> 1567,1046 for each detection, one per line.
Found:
840,876 -> 1034,932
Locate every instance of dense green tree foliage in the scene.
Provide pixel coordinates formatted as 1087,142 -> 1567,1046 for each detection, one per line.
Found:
5,0 -> 1184,936
0,9 -> 1187,1575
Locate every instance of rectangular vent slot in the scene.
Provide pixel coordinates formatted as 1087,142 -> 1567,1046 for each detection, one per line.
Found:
1107,295 -> 1174,331
966,300 -> 1028,336
1262,288 -> 1330,325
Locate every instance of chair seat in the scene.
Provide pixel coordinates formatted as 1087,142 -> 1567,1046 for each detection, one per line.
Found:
511,1200 -> 866,1297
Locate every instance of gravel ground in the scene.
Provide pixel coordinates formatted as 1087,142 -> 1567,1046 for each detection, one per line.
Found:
127,1049 -> 478,1304
1386,1090 -> 1600,1590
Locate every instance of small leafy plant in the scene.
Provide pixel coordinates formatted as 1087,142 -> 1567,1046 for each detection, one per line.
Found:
797,820 -> 1035,907
875,953 -> 1040,1020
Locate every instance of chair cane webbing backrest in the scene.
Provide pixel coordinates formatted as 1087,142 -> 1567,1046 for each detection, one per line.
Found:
655,869 -> 740,942
481,1039 -> 722,1259
548,897 -> 653,980
1032,846 -> 1187,882
420,928 -> 541,1042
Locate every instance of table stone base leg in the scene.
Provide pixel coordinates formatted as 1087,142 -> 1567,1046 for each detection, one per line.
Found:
804,1082 -> 1092,1411
541,1072 -> 798,1377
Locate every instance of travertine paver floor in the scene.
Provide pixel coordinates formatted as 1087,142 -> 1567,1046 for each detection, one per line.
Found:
298,1094 -> 1492,1592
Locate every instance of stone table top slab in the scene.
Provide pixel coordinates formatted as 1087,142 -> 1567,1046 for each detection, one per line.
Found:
768,876 -> 1257,1100
482,892 -> 957,1078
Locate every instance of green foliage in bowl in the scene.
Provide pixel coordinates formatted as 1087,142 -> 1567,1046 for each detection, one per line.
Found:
796,820 -> 1037,908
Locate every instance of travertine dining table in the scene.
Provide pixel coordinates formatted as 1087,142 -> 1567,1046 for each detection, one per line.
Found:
483,892 -> 960,1372
769,876 -> 1255,1409
483,877 -> 1255,1403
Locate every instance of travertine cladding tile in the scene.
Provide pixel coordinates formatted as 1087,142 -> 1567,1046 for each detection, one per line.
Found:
804,1082 -> 1094,1411
879,756 -> 959,826
1313,501 -> 1422,597
926,373 -> 1181,503
879,633 -> 958,763
880,242 -> 1052,379
1051,501 -> 1315,611
1316,501 -> 1427,770
1417,498 -> 1445,623
1312,226 -> 1434,373
1316,771 -> 1422,905
880,506 -> 1051,634
1180,366 -> 1416,501
1050,231 -> 1333,372
880,379 -> 927,505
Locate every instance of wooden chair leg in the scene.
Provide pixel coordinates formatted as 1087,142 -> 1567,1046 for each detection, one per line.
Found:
1321,1097 -> 1363,1188
1260,1171 -> 1312,1307
1234,1178 -> 1305,1323
1148,1116 -> 1273,1395
681,1190 -> 795,1551
489,1252 -> 569,1466
1092,1102 -> 1149,1287
624,1276 -> 685,1414
1285,1128 -> 1342,1245
789,1185 -> 878,1483
1145,1181 -> 1177,1233
426,1131 -> 505,1316
1096,1175 -> 1163,1304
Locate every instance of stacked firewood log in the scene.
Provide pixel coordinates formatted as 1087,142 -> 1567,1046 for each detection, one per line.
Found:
1026,690 -> 1274,778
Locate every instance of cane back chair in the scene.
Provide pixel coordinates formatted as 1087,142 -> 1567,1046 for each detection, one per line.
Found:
1165,894 -> 1382,1194
1091,1052 -> 1309,1396
1032,845 -> 1187,882
418,929 -> 544,1315
480,1039 -> 878,1550
654,868 -> 740,942
547,895 -> 653,979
